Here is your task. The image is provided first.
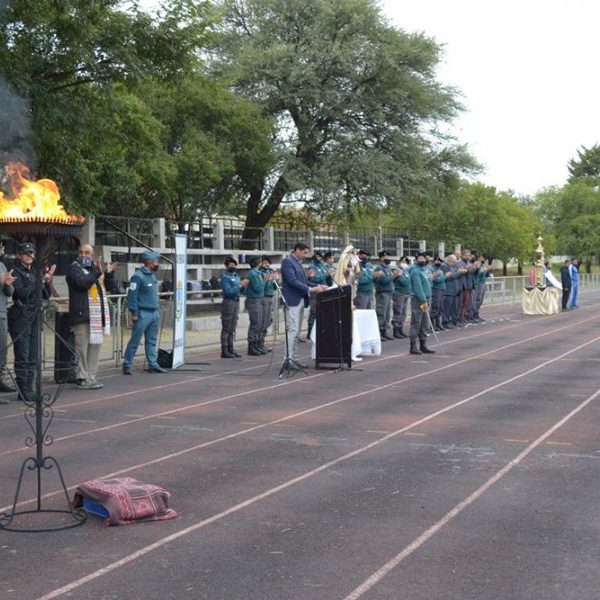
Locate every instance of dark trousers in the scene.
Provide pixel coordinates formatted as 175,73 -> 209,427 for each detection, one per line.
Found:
246,298 -> 263,343
473,284 -> 486,318
409,297 -> 429,341
392,292 -> 410,328
562,287 -> 571,310
442,294 -> 454,325
376,291 -> 393,333
430,288 -> 444,319
354,293 -> 374,310
459,288 -> 473,322
8,310 -> 38,399
220,298 -> 240,349
261,296 -> 274,340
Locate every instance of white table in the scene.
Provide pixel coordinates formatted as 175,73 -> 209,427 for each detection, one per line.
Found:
310,309 -> 381,360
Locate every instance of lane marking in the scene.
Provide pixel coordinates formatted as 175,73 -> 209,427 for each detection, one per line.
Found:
3,315 -> 599,513
545,441 -> 571,446
0,299 -> 581,423
2,311 -> 597,460
343,384 -> 600,599
505,438 -> 529,443
33,334 -> 600,600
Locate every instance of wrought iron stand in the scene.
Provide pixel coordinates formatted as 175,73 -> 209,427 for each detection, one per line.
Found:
0,224 -> 86,532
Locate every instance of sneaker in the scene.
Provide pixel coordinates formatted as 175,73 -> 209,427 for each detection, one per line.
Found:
88,380 -> 104,390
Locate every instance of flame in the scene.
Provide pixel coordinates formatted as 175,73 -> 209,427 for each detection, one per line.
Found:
0,162 -> 85,224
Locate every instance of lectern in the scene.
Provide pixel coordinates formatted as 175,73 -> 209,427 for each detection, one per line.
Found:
315,285 -> 352,369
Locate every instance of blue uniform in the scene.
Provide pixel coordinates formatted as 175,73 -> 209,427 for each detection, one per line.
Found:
355,260 -> 375,309
123,266 -> 160,369
569,263 -> 579,308
374,262 -> 394,336
307,260 -> 329,334
260,266 -> 276,344
243,267 -> 265,344
220,269 -> 242,352
409,264 -> 432,342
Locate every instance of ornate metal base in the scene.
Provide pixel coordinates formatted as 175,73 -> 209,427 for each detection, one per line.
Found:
0,455 -> 87,532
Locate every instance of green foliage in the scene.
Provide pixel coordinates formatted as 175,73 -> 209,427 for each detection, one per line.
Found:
568,144 -> 600,187
0,0 -> 274,220
534,181 -> 600,261
212,0 -> 479,234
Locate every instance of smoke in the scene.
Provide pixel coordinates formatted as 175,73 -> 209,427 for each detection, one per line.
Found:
0,74 -> 36,168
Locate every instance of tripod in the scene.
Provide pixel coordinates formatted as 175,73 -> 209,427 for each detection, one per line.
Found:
273,279 -> 307,378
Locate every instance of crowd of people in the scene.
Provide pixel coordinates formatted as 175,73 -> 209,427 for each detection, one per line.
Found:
0,239 -> 581,403
215,242 -> 494,369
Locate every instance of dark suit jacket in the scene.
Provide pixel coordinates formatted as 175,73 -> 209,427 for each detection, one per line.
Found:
281,254 -> 314,307
560,266 -> 571,289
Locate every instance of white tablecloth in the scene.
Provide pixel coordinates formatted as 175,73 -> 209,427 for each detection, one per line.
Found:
310,309 -> 381,360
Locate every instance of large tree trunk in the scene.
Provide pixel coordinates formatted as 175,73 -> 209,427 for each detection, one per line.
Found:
240,174 -> 290,250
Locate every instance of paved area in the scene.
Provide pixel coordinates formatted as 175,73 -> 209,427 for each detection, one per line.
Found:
1,294 -> 600,600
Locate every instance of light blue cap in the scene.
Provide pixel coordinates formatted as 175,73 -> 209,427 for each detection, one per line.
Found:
141,250 -> 160,262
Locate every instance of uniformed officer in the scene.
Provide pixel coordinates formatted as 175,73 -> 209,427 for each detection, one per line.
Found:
355,249 -> 375,309
122,250 -> 166,374
374,250 -> 394,341
7,242 -> 52,401
392,262 -> 411,338
220,256 -> 243,358
306,252 -> 329,337
259,256 -> 278,353
440,254 -> 459,329
323,252 -> 336,286
409,252 -> 434,355
472,255 -> 491,322
243,256 -> 265,356
430,255 -> 446,332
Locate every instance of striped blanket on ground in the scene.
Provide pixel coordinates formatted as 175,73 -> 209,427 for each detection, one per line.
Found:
73,477 -> 177,526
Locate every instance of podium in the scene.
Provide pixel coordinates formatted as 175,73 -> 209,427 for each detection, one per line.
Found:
315,285 -> 352,369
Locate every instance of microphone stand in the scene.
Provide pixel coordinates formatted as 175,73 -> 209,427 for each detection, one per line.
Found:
272,278 -> 306,378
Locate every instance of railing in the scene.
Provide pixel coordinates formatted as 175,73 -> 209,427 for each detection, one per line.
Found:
29,274 -> 600,375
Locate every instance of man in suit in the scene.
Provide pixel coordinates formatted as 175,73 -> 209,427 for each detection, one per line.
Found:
559,259 -> 571,311
281,242 -> 328,369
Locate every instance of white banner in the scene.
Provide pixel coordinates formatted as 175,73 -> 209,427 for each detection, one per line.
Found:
172,234 -> 188,368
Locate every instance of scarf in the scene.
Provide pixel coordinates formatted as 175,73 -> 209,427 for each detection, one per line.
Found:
88,280 -> 111,345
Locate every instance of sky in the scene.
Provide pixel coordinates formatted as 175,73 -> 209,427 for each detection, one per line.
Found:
379,0 -> 600,196
138,0 -> 600,197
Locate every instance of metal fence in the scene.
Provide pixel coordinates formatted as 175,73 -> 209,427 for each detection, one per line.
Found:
28,274 -> 600,376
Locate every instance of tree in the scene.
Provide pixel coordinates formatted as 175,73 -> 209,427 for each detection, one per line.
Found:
568,144 -> 600,187
0,0 -> 215,214
212,0 -> 478,246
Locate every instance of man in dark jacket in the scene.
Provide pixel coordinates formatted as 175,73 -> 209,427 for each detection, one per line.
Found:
66,244 -> 115,389
559,259 -> 571,311
8,242 -> 52,402
0,241 -> 16,399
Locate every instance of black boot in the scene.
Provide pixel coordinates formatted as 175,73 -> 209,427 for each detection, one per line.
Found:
221,346 -> 236,358
248,342 -> 262,356
420,340 -> 435,354
409,339 -> 422,355
383,328 -> 394,341
229,345 -> 242,358
393,326 -> 404,339
380,328 -> 388,342
259,338 -> 272,353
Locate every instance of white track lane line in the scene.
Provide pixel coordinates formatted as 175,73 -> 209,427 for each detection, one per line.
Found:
2,310 -> 597,516
343,385 -> 600,599
33,333 -> 600,600
2,312 -> 598,514
1,310 -> 597,460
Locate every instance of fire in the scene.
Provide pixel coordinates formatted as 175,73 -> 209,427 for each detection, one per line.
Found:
0,162 -> 85,224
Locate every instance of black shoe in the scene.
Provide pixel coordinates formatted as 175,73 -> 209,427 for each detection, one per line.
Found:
248,343 -> 262,356
122,366 -> 132,375
0,380 -> 16,393
229,348 -> 242,358
221,349 -> 236,358
409,342 -> 422,355
420,342 -> 435,354
147,365 -> 168,373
